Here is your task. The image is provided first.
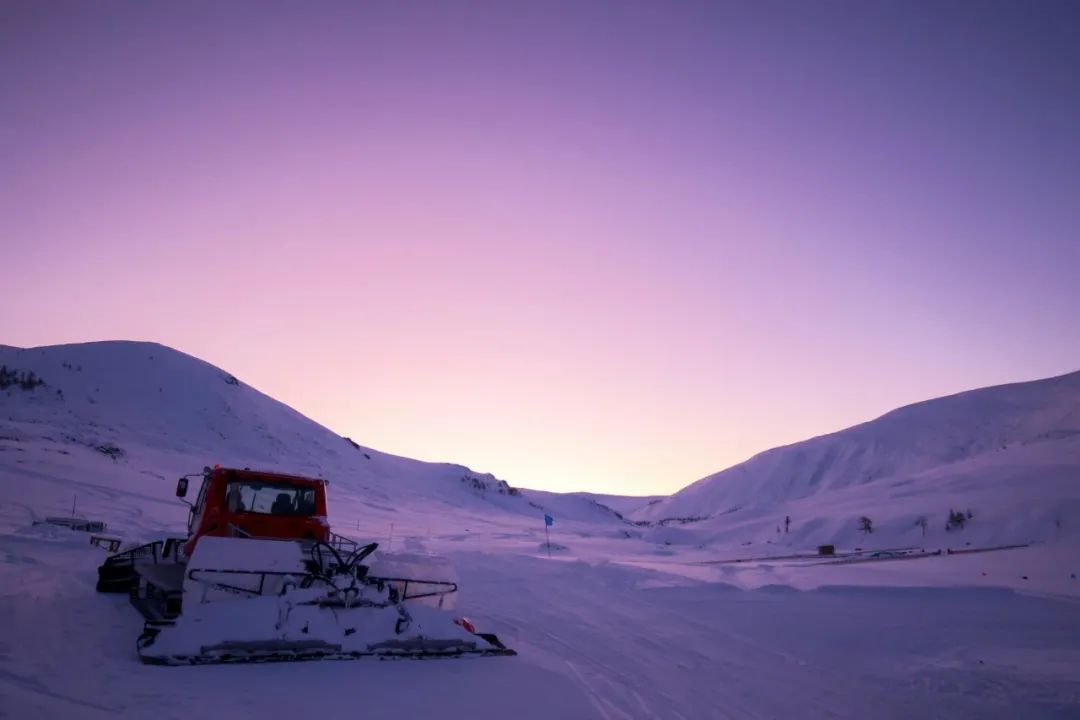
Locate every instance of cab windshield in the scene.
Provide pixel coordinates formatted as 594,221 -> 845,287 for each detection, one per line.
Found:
226,479 -> 317,516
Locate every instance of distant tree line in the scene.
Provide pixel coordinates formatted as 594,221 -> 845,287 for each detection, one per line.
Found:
855,508 -> 975,538
0,366 -> 45,391
945,508 -> 973,532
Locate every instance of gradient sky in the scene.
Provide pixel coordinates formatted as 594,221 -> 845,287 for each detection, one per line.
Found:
2,1 -> 1078,495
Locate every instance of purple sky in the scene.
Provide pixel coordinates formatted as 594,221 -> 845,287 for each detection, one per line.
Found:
3,1 -> 1078,494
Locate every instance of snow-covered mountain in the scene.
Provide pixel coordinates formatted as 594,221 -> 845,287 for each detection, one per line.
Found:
570,492 -> 661,517
3,340 -> 1077,554
634,370 -> 1080,549
3,341 -> 1079,720
0,341 -> 619,539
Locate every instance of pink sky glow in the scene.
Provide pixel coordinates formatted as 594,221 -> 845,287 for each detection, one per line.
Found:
2,2 -> 1078,494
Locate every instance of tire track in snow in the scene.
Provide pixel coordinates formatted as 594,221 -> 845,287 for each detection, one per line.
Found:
483,576 -> 754,718
543,628 -> 668,720
564,657 -> 680,720
0,668 -> 119,715
564,660 -> 632,720
457,551 -> 897,719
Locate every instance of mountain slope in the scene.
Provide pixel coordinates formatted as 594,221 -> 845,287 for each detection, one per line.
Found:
634,370 -> 1080,548
2,343 -> 1078,720
3,341 -> 1077,553
0,341 -> 618,537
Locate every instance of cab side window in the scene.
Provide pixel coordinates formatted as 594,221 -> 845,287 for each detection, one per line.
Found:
194,477 -> 210,513
188,477 -> 211,534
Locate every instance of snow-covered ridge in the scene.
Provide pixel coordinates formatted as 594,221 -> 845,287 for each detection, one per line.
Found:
569,492 -> 663,518
634,369 -> 1080,550
3,342 -> 1079,720
0,341 -> 618,536
3,340 -> 1077,553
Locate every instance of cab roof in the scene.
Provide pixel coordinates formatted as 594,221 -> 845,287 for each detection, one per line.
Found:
211,466 -> 326,488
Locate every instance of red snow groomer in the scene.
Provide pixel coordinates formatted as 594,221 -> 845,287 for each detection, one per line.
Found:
97,465 -> 515,664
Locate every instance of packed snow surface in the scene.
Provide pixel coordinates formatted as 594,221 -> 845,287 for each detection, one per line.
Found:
1,341 -> 1078,719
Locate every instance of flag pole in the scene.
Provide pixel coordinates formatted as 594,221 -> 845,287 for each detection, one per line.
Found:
545,521 -> 551,559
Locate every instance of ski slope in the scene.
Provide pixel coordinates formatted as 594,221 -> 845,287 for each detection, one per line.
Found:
1,341 -> 1078,719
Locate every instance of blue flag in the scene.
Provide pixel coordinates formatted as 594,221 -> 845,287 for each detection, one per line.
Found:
544,514 -> 554,527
